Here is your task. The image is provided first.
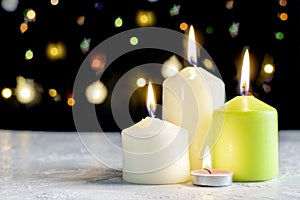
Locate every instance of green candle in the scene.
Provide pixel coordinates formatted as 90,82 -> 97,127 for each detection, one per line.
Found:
211,48 -> 278,181
211,95 -> 278,181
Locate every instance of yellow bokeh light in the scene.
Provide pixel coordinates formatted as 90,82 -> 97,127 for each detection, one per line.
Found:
67,97 -> 75,106
263,64 -> 274,74
140,15 -> 148,23
50,47 -> 59,56
48,89 -> 57,97
202,58 -> 214,70
179,22 -> 188,31
1,88 -> 12,99
46,42 -> 66,60
279,12 -> 288,21
136,10 -> 156,27
136,78 -> 146,87
20,22 -> 28,33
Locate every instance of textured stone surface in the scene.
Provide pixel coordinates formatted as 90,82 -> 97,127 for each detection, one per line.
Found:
0,130 -> 299,200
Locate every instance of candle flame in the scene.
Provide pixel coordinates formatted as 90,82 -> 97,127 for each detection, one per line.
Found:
202,145 -> 212,169
146,82 -> 156,117
187,25 -> 197,66
240,48 -> 250,95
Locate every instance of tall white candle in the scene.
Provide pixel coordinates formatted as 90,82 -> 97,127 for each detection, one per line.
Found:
162,26 -> 225,171
121,83 -> 190,184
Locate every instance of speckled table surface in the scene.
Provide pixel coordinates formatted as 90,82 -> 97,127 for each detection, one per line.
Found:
0,130 -> 299,200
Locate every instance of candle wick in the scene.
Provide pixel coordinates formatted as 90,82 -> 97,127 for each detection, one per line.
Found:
149,110 -> 155,118
203,168 -> 212,174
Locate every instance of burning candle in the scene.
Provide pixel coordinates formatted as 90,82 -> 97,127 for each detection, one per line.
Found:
121,82 -> 190,184
191,146 -> 233,187
162,25 -> 225,171
211,48 -> 278,181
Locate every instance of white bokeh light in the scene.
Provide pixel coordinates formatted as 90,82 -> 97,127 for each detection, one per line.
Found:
85,80 -> 108,104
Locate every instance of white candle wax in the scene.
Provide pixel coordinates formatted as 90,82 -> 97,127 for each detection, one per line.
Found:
122,116 -> 190,184
162,66 -> 215,171
162,25 -> 225,171
197,67 -> 225,110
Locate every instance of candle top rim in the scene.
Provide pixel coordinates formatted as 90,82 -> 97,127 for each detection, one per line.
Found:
215,95 -> 277,112
191,169 -> 233,176
121,117 -> 187,139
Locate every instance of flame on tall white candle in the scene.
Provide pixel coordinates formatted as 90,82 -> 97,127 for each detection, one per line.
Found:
202,145 -> 212,169
187,25 -> 197,66
146,82 -> 156,117
240,48 -> 250,95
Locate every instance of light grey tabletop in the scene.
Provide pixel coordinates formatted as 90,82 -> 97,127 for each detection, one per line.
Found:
0,130 -> 299,200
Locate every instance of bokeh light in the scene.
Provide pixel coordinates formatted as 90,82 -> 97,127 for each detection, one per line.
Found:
46,42 -> 66,61
179,22 -> 188,31
1,88 -> 12,99
206,26 -> 214,34
25,49 -> 33,60
90,53 -> 106,73
279,12 -> 288,21
262,83 -> 272,93
225,0 -> 234,9
49,89 -> 61,102
20,22 -> 28,33
229,22 -> 239,38
115,17 -> 123,27
48,88 -> 57,97
1,0 -> 19,12
85,80 -> 108,104
136,78 -> 146,87
161,55 -> 182,78
170,4 -> 180,16
136,10 -> 156,27
263,64 -> 274,74
275,32 -> 284,40
67,97 -> 75,106
80,38 -> 91,54
26,9 -> 36,22
15,76 -> 37,104
202,58 -> 214,70
50,0 -> 59,6
95,2 -> 103,11
77,16 -> 85,26
279,0 -> 287,6
130,36 -> 138,46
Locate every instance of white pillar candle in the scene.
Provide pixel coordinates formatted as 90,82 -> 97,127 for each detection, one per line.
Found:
162,25 -> 225,171
162,67 -> 213,171
121,82 -> 190,184
197,67 -> 225,110
122,116 -> 190,184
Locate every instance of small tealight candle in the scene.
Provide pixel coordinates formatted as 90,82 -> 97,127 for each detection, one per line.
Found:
121,82 -> 190,184
191,146 -> 233,187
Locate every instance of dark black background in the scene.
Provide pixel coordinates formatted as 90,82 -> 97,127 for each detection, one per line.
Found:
0,0 -> 299,131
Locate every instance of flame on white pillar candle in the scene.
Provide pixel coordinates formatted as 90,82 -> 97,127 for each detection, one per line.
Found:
187,25 -> 198,66
240,48 -> 250,95
146,82 -> 156,117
